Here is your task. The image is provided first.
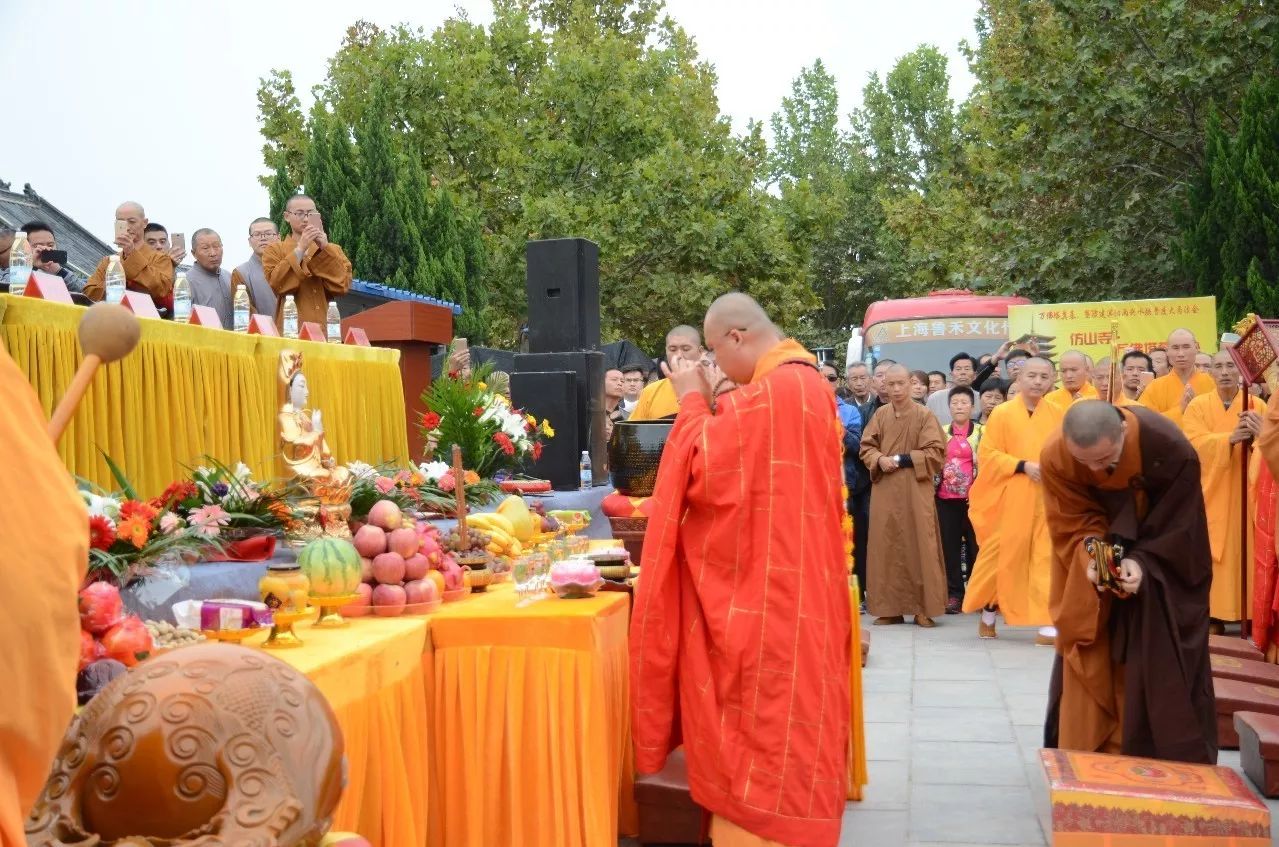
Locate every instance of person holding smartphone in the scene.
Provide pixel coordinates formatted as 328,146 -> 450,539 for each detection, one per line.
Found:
18,221 -> 86,293
260,195 -> 352,328
1117,350 -> 1154,405
83,201 -> 176,309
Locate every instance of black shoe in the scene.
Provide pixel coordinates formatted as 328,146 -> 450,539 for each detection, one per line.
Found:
945,597 -> 961,615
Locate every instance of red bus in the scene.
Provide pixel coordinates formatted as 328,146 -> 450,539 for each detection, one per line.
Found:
854,290 -> 1032,371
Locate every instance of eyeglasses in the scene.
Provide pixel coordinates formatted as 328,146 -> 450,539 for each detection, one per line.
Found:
824,375 -> 839,383
288,209 -> 316,219
249,231 -> 277,240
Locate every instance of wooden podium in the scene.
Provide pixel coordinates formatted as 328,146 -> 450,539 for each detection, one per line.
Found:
341,300 -> 454,459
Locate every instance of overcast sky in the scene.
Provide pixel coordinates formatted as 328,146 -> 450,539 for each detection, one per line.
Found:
0,0 -> 977,263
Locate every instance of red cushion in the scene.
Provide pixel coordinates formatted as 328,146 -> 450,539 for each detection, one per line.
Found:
601,491 -> 652,518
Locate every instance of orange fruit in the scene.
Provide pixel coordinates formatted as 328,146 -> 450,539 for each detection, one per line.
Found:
425,570 -> 446,596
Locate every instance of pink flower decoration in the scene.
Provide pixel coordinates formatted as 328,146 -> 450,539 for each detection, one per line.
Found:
159,512 -> 182,535
189,504 -> 229,537
375,476 -> 396,494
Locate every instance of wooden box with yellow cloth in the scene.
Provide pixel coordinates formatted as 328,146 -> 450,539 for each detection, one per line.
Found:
1040,749 -> 1270,846
0,296 -> 408,496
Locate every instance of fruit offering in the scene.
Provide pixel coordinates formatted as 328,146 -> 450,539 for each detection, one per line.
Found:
144,620 -> 206,650
79,581 -> 125,635
299,537 -> 363,597
343,498 -> 444,616
100,615 -> 154,667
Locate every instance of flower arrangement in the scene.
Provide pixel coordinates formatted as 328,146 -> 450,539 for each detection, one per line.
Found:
82,457 -> 212,585
344,461 -> 499,519
160,460 -> 299,536
418,362 -> 554,479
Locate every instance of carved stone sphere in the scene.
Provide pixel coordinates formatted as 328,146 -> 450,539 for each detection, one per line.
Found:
27,643 -> 346,847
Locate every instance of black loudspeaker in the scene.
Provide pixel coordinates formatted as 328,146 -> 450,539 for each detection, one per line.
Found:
511,371 -> 581,490
513,351 -> 607,490
525,238 -> 600,353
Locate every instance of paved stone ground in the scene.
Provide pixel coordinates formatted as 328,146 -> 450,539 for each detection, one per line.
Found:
624,612 -> 1279,846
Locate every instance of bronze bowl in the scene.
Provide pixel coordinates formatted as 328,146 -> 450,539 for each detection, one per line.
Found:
609,420 -> 674,497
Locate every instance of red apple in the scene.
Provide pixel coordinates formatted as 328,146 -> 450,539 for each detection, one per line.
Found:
368,499 -> 403,531
405,578 -> 438,606
360,556 -> 374,583
342,582 -> 373,615
353,524 -> 387,558
371,584 -> 407,616
404,553 -> 430,581
371,552 -> 406,585
387,527 -> 419,559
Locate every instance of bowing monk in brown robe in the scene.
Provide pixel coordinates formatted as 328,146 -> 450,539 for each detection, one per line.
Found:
631,294 -> 850,847
0,345 -> 86,843
1040,400 -> 1216,764
860,363 -> 948,626
260,194 -> 353,328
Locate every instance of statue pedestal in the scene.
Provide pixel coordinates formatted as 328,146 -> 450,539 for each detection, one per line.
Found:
290,500 -> 353,547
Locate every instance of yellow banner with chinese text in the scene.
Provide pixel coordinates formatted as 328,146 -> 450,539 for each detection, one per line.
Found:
1007,297 -> 1218,361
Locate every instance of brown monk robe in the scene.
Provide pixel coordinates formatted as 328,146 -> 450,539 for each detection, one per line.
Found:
860,364 -> 948,625
0,345 -> 86,843
260,195 -> 353,327
83,201 -> 175,307
1040,401 -> 1215,764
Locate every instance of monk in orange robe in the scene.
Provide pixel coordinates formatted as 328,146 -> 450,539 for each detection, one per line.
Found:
1043,350 -> 1099,412
629,325 -> 704,420
963,356 -> 1063,642
1040,401 -> 1215,764
1138,328 -> 1215,425
260,195 -> 353,328
1252,381 -> 1279,660
1183,350 -> 1265,627
0,346 -> 86,844
83,201 -> 175,309
631,293 -> 850,847
1115,350 -> 1154,406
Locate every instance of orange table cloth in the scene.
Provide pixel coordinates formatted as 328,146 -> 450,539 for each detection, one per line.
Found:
249,615 -> 431,847
423,582 -> 636,847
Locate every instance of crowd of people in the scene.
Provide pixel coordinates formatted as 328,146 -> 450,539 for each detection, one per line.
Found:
0,196 -> 353,330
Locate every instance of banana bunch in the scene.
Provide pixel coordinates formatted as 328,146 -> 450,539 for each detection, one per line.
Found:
467,513 -> 524,557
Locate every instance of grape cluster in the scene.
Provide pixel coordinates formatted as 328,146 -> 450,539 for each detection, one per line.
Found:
443,528 -> 492,553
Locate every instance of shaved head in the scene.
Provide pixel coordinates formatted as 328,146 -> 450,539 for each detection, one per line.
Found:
885,363 -> 911,379
1166,327 -> 1199,373
1168,328 -> 1197,347
115,201 -> 144,218
1058,350 -> 1093,393
1019,356 -> 1055,401
1063,400 -> 1124,448
663,323 -> 704,368
1060,350 -> 1092,368
666,324 -> 701,346
114,201 -> 148,243
703,292 -> 784,385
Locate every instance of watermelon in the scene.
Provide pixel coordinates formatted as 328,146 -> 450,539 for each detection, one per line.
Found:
298,537 -> 362,597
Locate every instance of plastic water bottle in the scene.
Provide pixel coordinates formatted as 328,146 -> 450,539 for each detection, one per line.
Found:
579,451 -> 592,490
233,285 -> 250,332
172,272 -> 191,322
7,231 -> 30,296
326,301 -> 341,343
104,252 -> 126,304
282,295 -> 298,339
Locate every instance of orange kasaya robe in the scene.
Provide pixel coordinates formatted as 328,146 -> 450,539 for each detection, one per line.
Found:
1139,370 -> 1215,426
0,347 -> 86,845
1043,381 -> 1099,413
260,237 -> 353,328
859,401 -> 948,619
630,377 -> 680,420
84,245 -> 176,309
630,339 -> 851,847
1183,390 -> 1265,621
1040,406 -> 1216,764
962,393 -> 1064,624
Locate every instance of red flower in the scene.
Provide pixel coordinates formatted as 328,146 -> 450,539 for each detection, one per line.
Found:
439,474 -> 456,492
119,500 -> 158,525
531,441 -> 543,461
154,480 -> 197,510
89,515 -> 116,551
421,411 -> 441,431
473,406 -> 485,417
493,432 -> 516,456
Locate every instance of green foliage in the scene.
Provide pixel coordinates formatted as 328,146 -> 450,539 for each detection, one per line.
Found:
256,70 -> 307,191
1180,46 -> 1279,330
267,163 -> 297,237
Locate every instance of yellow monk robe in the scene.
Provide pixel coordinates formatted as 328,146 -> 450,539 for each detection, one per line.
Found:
1183,390 -> 1265,621
1043,381 -> 1099,413
629,377 -> 679,420
1139,370 -> 1215,426
83,245 -> 175,305
260,236 -> 353,328
961,393 -> 1064,624
1114,392 -> 1140,406
0,347 -> 86,844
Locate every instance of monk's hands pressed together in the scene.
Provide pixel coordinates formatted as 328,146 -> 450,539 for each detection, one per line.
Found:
662,357 -> 711,406
1023,461 -> 1042,483
1180,382 -> 1197,413
877,455 -> 899,473
1118,557 -> 1143,595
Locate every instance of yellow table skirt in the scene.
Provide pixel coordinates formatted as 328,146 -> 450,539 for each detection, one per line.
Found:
0,295 -> 409,496
848,580 -> 868,801
424,583 -> 637,847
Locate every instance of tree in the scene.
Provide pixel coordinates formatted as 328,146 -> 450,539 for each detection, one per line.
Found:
256,71 -> 307,191
262,3 -> 811,350
267,163 -> 297,236
1180,49 -> 1279,329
